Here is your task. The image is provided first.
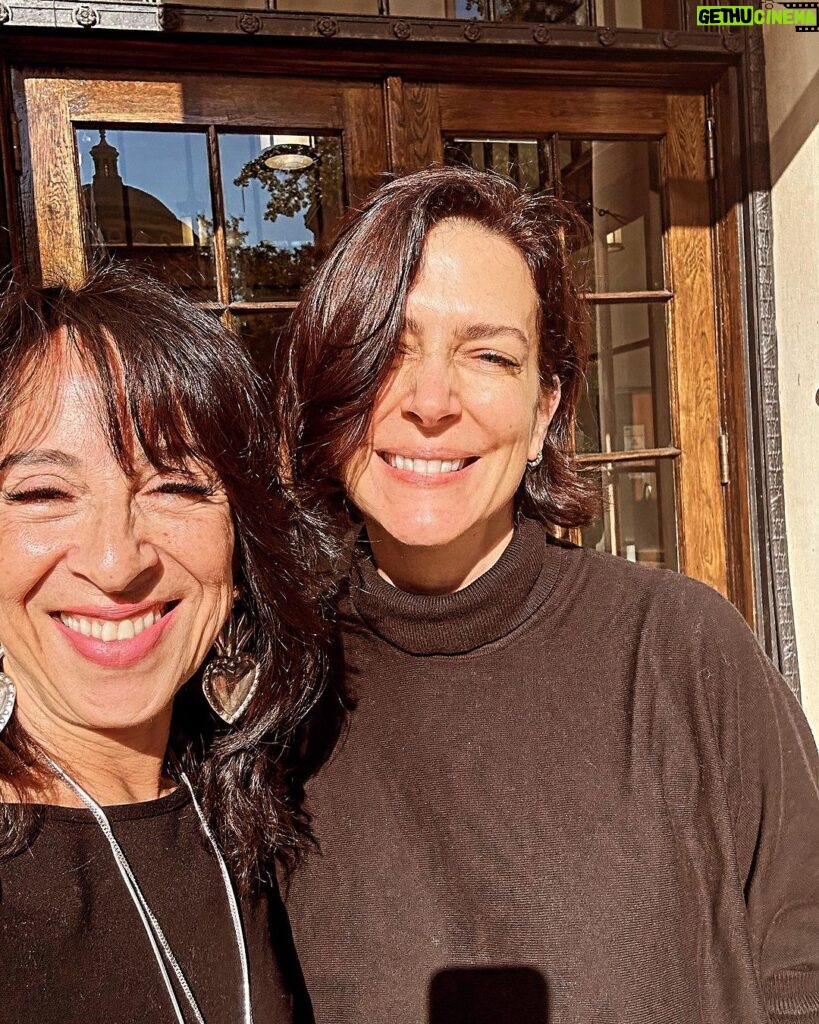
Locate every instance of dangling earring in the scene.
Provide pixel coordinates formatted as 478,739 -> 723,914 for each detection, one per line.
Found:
201,613 -> 261,725
0,642 -> 17,736
527,451 -> 543,470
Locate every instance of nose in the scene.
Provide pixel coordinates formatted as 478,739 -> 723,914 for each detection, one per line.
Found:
399,353 -> 462,427
65,499 -> 160,595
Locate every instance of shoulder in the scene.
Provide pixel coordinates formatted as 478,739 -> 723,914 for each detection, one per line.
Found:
554,539 -> 740,630
552,541 -> 775,692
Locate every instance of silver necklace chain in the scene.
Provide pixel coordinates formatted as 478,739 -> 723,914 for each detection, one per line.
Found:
45,756 -> 254,1024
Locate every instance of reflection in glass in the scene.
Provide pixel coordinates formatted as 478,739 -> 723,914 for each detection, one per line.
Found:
444,137 -> 554,192
559,139 -> 663,293
76,128 -> 216,300
580,459 -> 678,570
575,302 -> 671,455
219,133 -> 345,302
233,312 -> 291,373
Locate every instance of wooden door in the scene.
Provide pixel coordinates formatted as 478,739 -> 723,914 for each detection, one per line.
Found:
13,68 -> 728,597
12,68 -> 387,366
385,81 -> 727,596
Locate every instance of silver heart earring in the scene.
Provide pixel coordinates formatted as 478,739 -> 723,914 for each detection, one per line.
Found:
0,642 -> 17,735
201,613 -> 260,725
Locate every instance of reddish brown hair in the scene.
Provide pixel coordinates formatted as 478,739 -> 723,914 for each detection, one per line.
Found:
279,164 -> 598,530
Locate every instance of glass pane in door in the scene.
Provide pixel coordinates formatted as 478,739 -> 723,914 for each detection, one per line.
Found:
76,128 -> 216,300
559,139 -> 664,293
219,133 -> 345,302
444,136 -> 555,191
580,458 -> 679,570
575,302 -> 672,454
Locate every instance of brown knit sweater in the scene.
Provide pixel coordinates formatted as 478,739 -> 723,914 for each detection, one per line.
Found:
286,518 -> 819,1024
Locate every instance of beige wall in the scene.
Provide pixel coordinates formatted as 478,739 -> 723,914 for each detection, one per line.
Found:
764,23 -> 819,734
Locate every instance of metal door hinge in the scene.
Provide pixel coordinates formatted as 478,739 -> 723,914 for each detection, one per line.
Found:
719,432 -> 730,485
10,114 -> 22,175
705,117 -> 717,180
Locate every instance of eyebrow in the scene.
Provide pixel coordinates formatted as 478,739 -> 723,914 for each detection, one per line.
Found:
0,449 -> 82,472
403,317 -> 531,352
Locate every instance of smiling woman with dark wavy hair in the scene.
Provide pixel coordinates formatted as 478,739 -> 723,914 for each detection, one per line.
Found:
281,165 -> 819,1024
0,264 -> 328,1024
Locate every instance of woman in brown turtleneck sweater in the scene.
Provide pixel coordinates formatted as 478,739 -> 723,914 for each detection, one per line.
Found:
280,166 -> 819,1024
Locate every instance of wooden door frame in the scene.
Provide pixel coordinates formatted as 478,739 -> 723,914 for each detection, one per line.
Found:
0,22 -> 799,696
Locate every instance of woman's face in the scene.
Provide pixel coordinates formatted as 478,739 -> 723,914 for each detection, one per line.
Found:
345,218 -> 559,552
0,340 -> 234,736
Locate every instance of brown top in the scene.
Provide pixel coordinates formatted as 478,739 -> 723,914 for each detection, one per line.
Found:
0,786 -> 312,1024
287,518 -> 819,1024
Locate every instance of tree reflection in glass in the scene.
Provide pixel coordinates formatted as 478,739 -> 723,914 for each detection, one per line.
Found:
221,133 -> 345,302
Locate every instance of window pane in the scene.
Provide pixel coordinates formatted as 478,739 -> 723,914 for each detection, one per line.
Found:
233,311 -> 292,373
276,0 -> 381,12
76,128 -> 216,300
559,139 -> 664,293
493,0 -> 589,22
595,0 -> 680,29
219,133 -> 345,303
580,458 -> 678,570
575,302 -> 672,454
444,137 -> 555,191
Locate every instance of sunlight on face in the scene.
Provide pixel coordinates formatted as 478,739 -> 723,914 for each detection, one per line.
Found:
345,218 -> 559,554
0,337 -> 234,736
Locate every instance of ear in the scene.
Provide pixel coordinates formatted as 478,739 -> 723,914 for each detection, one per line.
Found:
528,375 -> 561,462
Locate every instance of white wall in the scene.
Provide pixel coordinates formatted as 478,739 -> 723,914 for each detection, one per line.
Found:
764,23 -> 819,735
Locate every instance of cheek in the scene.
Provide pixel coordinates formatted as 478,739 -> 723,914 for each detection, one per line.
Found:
159,509 -> 235,593
0,521 -> 64,609
470,384 -> 541,446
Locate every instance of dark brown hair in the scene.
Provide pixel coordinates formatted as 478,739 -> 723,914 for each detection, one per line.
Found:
279,163 -> 598,531
0,263 -> 332,892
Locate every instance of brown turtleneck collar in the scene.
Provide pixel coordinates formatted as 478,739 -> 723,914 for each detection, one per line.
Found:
347,516 -> 565,656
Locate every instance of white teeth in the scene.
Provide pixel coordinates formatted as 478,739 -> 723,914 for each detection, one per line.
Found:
58,606 -> 164,642
386,454 -> 468,474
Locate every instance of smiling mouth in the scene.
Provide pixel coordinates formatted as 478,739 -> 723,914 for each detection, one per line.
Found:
379,453 -> 479,475
55,603 -> 173,643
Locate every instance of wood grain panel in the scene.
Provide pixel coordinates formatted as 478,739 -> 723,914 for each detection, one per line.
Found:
385,77 -> 408,174
4,36 -> 734,92
61,72 -> 343,128
386,78 -> 443,175
17,75 -> 86,286
664,91 -> 727,595
342,84 -> 389,208
712,67 -> 755,625
403,84 -> 444,171
438,84 -> 668,137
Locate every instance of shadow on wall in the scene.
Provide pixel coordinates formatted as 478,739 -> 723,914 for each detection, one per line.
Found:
769,65 -> 819,183
428,967 -> 548,1024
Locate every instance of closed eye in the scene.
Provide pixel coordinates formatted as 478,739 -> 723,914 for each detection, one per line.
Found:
478,351 -> 520,369
3,486 -> 73,502
152,480 -> 216,498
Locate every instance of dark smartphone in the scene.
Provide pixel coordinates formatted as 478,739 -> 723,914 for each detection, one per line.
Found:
428,966 -> 548,1024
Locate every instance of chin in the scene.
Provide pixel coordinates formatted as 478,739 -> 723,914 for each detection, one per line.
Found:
66,687 -> 175,734
375,512 -> 475,550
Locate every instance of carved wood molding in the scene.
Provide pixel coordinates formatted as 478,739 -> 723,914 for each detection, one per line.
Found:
0,0 -> 740,54
740,26 -> 800,696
